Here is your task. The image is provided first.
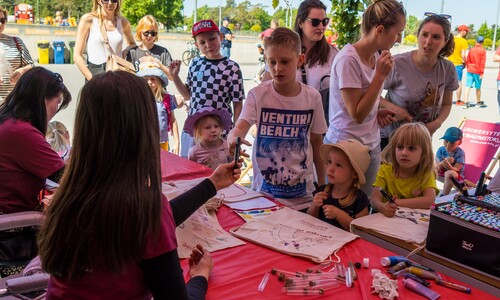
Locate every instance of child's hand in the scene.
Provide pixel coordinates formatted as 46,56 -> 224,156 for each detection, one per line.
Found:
313,191 -> 327,208
377,109 -> 397,128
169,60 -> 181,77
228,136 -> 251,158
322,204 -> 338,220
381,201 -> 398,217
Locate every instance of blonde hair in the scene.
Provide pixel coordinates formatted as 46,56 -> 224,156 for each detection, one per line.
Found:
0,6 -> 8,20
325,147 -> 359,208
381,122 -> 434,183
135,15 -> 159,42
46,121 -> 70,153
143,75 -> 163,101
361,0 -> 405,35
193,115 -> 223,145
91,0 -> 122,24
264,27 -> 301,55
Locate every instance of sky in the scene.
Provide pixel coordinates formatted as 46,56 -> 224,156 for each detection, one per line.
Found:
183,0 -> 500,30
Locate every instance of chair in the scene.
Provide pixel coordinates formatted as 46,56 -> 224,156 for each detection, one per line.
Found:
0,212 -> 48,299
456,118 -> 500,186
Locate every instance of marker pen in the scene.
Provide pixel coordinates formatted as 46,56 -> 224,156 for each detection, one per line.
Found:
436,279 -> 471,294
380,255 -> 407,267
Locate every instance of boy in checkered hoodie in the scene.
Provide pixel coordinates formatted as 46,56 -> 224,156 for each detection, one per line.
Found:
170,19 -> 244,157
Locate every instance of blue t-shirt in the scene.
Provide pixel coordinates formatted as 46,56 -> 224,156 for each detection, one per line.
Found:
436,146 -> 466,177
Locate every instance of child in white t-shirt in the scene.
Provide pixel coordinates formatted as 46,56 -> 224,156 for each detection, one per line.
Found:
228,27 -> 328,211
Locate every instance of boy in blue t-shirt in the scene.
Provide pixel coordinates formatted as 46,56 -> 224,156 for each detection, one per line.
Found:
435,127 -> 466,195
169,19 -> 244,157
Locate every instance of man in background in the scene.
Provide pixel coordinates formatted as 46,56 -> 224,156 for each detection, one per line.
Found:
448,24 -> 470,106
464,36 -> 487,109
220,17 -> 234,58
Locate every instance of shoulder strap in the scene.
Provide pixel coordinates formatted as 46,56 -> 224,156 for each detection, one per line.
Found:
99,22 -> 114,55
13,36 -> 22,54
300,65 -> 307,84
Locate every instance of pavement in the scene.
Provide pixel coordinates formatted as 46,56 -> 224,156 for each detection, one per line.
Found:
44,43 -> 500,179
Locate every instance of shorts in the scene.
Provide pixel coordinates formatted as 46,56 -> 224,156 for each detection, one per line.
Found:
465,72 -> 482,89
455,64 -> 464,81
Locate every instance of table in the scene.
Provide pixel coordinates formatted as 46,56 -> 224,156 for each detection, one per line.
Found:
351,220 -> 500,296
160,152 -> 499,299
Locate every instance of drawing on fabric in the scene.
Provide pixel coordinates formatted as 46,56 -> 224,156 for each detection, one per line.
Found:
394,208 -> 430,225
176,205 -> 245,258
256,108 -> 313,199
230,207 -> 358,262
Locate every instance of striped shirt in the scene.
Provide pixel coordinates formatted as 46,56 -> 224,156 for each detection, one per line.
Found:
0,35 -> 34,102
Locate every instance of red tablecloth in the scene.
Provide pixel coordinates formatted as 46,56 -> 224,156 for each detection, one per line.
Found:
162,151 -> 497,299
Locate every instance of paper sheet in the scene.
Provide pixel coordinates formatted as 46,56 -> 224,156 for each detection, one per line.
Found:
162,178 -> 263,203
235,207 -> 284,222
224,197 -> 277,211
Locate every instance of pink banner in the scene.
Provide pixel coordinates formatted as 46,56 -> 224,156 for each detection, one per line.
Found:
460,120 -> 500,182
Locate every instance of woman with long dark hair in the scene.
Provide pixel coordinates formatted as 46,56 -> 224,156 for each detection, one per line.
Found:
38,71 -> 241,299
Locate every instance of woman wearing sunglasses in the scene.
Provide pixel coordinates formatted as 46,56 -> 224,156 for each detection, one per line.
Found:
126,15 -> 173,77
380,13 -> 458,149
326,0 -> 405,196
0,6 -> 34,102
73,0 -> 135,81
0,67 -> 71,275
293,0 -> 338,124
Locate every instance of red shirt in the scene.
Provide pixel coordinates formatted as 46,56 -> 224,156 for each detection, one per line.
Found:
47,196 -> 177,299
0,118 -> 64,213
466,44 -> 486,75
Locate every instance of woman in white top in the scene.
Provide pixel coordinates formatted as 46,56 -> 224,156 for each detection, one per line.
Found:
293,0 -> 339,125
326,0 -> 405,196
0,6 -> 34,101
73,0 -> 135,81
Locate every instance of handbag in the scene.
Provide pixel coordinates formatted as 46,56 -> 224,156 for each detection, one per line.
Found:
99,20 -> 135,74
301,65 -> 330,125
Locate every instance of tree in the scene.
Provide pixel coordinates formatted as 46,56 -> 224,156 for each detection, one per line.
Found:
477,21 -> 491,40
121,0 -> 183,29
405,15 -> 420,36
330,0 -> 371,47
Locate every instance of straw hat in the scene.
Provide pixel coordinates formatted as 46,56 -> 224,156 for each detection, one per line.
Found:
320,139 -> 370,185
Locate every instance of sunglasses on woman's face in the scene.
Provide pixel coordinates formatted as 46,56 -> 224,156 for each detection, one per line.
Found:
0,18 -> 6,24
101,0 -> 119,4
305,17 -> 330,27
142,31 -> 158,37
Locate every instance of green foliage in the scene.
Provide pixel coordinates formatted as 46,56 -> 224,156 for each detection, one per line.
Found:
331,0 -> 370,47
466,39 -> 476,48
404,34 -> 417,46
483,38 -> 492,49
250,24 -> 262,32
477,21 -> 491,40
121,0 -> 183,29
405,15 -> 420,36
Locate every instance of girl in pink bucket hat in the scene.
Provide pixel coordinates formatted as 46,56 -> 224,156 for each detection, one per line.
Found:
185,107 -> 232,169
307,139 -> 370,230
